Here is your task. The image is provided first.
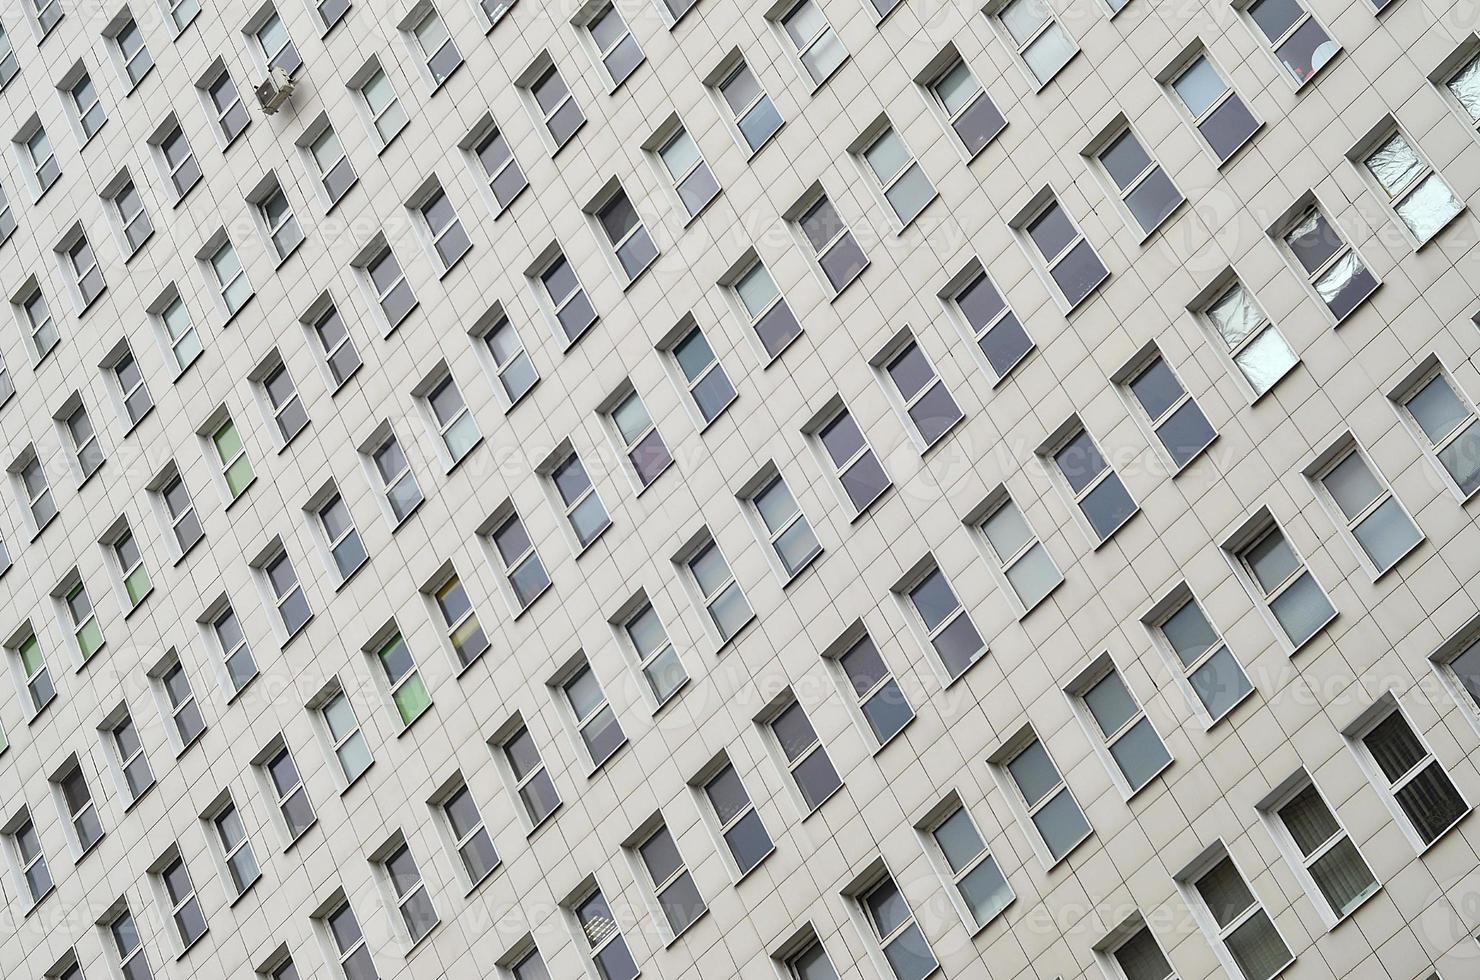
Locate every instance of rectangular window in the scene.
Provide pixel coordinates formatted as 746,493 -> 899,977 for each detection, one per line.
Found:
65,233 -> 105,308
308,124 -> 357,206
57,764 -> 103,853
1199,278 -> 1297,398
491,509 -> 550,610
1309,443 -> 1421,575
657,125 -> 719,219
1102,923 -> 1174,980
1120,352 -> 1217,470
0,180 -> 15,243
1045,423 -> 1137,543
209,239 -> 253,317
17,632 -> 55,715
999,733 -> 1091,862
1148,590 -> 1253,724
529,64 -> 584,149
636,824 -> 705,936
996,0 -> 1075,86
384,843 -> 438,942
363,242 -> 417,330
212,604 -> 257,693
359,67 -> 408,146
563,663 -> 625,767
321,689 -> 371,784
595,187 -> 657,281
472,123 -> 527,211
1243,0 -> 1337,87
586,2 -> 642,87
926,804 -> 1013,928
205,68 -> 249,143
796,193 -> 867,293
25,126 -> 60,195
537,251 -> 597,343
63,402 -> 105,479
315,0 -> 350,30
731,257 -> 800,359
1357,128 -> 1462,246
1445,50 -> 1480,129
776,0 -> 846,85
835,632 -> 913,745
1394,363 -> 1480,498
325,900 -> 376,980
503,724 -> 560,826
671,324 -> 736,424
749,473 -> 821,579
167,0 -> 200,32
312,303 -> 362,388
701,762 -> 772,876
426,571 -> 486,667
882,339 -> 963,448
1072,659 -> 1172,795
1094,126 -> 1183,235
157,122 -> 201,200
814,404 -> 890,513
416,185 -> 472,271
621,600 -> 686,705
410,8 -> 461,87
510,948 -> 551,980
573,887 -> 639,980
369,430 -> 424,523
159,470 -> 203,555
1018,194 -> 1108,308
110,711 -> 155,801
477,312 -> 537,406
1352,703 -> 1469,849
609,389 -> 671,488
716,59 -> 782,152
858,872 -> 938,980
158,294 -> 202,372
685,537 -> 752,641
770,699 -> 842,812
211,800 -> 259,895
160,661 -> 205,748
112,178 -> 153,256
425,373 -> 480,465
159,855 -> 207,948
109,909 -> 154,980
262,362 -> 308,443
265,745 -> 315,841
949,266 -> 1032,381
1182,850 -> 1294,980
263,549 -> 311,636
442,784 -> 498,884
0,27 -> 18,91
977,492 -> 1061,613
902,566 -> 984,681
316,491 -> 367,580
111,526 -> 152,607
69,72 -> 107,141
859,127 -> 934,226
377,632 -> 431,726
1226,516 -> 1336,650
258,185 -> 304,262
19,452 -> 57,529
63,579 -> 104,660
927,57 -> 1005,156
11,813 -> 53,905
1168,53 -> 1260,162
784,939 -> 839,980
1276,204 -> 1377,321
22,286 -> 60,359
1262,777 -> 1377,922
253,9 -> 300,74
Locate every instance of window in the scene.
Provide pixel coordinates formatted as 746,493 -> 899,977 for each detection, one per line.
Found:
636,823 -> 705,936
1118,351 -> 1217,470
208,239 -> 253,317
384,843 -> 438,942
479,0 -> 515,28
410,7 -> 461,87
210,417 -> 254,500
776,0 -> 846,85
21,285 -> 59,359
684,536 -> 752,642
902,565 -> 984,681
320,689 -> 371,784
307,123 -> 357,207
1147,589 -> 1254,724
19,451 -> 57,530
783,938 -> 840,980
263,548 -> 312,636
620,599 -> 686,705
157,293 -> 203,373
31,0 -> 62,33
595,186 -> 658,281
62,400 -> 105,479
996,0 -> 1075,86
325,899 -> 376,980
948,266 -> 1033,381
0,180 -> 15,243
363,241 -> 417,329
1093,126 -> 1182,235
976,491 -> 1062,614
441,784 -> 498,884
63,578 -> 104,661
358,66 -> 408,146
160,660 -> 205,748
1198,277 -> 1298,398
1307,442 -> 1421,576
657,125 -> 719,219
730,257 -> 800,359
416,185 -> 472,272
536,250 -> 597,342
68,70 -> 107,141
857,872 -> 937,980
111,525 -> 152,608
108,13 -> 151,85
210,799 -> 259,895
700,762 -> 772,876
1070,658 -> 1172,796
470,122 -> 527,212
24,124 -> 60,196
1260,776 -> 1377,923
257,185 -> 304,262
112,177 -> 154,256
880,338 -> 963,448
265,744 -> 315,841
926,57 -> 1005,156
16,632 -> 55,715
1355,127 -> 1462,246
563,663 -> 626,767
585,3 -> 642,87
57,763 -> 103,853
315,0 -> 350,30
813,404 -> 890,513
1242,0 -> 1337,86
769,698 -> 842,812
369,429 -> 424,523
1044,422 -> 1137,543
503,723 -> 560,826
63,233 -> 106,309
858,126 -> 934,227
1225,514 -> 1336,650
431,572 -> 489,668
158,470 -> 203,555
748,472 -> 821,578
167,0 -> 199,32
997,733 -> 1091,863
0,26 -> 18,90
1167,53 -> 1260,163
716,59 -> 782,152
572,886 -> 639,980
159,854 -> 206,948
671,323 -> 736,425
925,803 -> 1013,928
608,389 -> 671,488
109,710 -> 155,801
424,373 -> 481,466
1101,922 -> 1175,980
155,121 -> 201,200
1445,49 -> 1480,129
1392,362 -> 1480,498
796,193 -> 867,293
311,303 -> 362,388
529,63 -> 584,149
835,632 -> 912,745
1276,204 -> 1378,321
377,632 -> 431,726
316,491 -> 367,580
205,67 -> 249,143
491,510 -> 550,611
509,947 -> 551,980
10,813 -> 53,905
1180,848 -> 1293,980
262,362 -> 309,443
1017,193 -> 1108,309
1350,700 -> 1469,849
656,0 -> 698,21
212,604 -> 258,694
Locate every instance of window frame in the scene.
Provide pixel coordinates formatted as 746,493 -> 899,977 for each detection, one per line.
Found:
1220,508 -> 1338,654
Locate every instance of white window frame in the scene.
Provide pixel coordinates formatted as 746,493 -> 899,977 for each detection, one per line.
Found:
1174,841 -> 1296,980
1037,417 -> 1139,547
1141,584 -> 1255,729
1255,769 -> 1379,928
1010,188 -> 1108,312
1302,435 -> 1422,579
914,794 -> 1014,932
1065,652 -> 1173,800
967,485 -> 1063,618
1220,508 -> 1338,654
1387,355 -> 1480,503
1268,194 -> 1379,326
871,331 -> 963,453
1112,342 -> 1217,473
1188,269 -> 1299,403
987,726 -> 1092,869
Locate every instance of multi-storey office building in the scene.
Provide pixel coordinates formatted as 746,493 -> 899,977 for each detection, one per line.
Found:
1,0 -> 1480,978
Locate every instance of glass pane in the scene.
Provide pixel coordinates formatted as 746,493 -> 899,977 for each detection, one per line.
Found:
1033,788 -> 1091,859
1363,711 -> 1425,783
1191,646 -> 1254,718
1352,497 -> 1420,570
1314,252 -> 1378,321
1438,424 -> 1480,495
1395,172 -> 1462,243
881,923 -> 936,980
932,615 -> 983,677
1196,856 -> 1254,928
1005,542 -> 1060,609
1284,210 -> 1343,274
1100,131 -> 1151,190
1365,134 -> 1423,196
861,680 -> 913,742
1007,740 -> 1058,806
840,453 -> 890,510
1114,928 -> 1173,980
983,501 -> 1032,561
1275,18 -> 1338,84
864,131 -> 909,182
1244,530 -> 1298,594
1083,670 -> 1137,736
1173,58 -> 1225,116
909,570 -> 957,631
1308,836 -> 1376,916
1109,717 -> 1172,790
1027,202 -> 1075,260
1050,239 -> 1108,306
1000,0 -> 1049,45
959,855 -> 1013,925
1449,56 -> 1480,122
1224,910 -> 1291,980
1406,375 -> 1468,443
932,809 -> 983,873
1248,0 -> 1301,39
1269,572 -> 1335,646
1234,326 -> 1298,396
1081,474 -> 1137,539
723,810 -> 772,873
1394,760 -> 1469,843
1200,94 -> 1260,160
792,749 -> 842,809
1158,400 -> 1216,468
1125,167 -> 1182,232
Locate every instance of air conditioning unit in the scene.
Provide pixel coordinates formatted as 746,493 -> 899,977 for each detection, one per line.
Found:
256,66 -> 295,114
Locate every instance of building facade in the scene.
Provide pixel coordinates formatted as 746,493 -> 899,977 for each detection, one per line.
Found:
2,0 -> 1480,977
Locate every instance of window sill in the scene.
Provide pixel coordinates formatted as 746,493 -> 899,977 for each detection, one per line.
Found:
550,120 -> 589,160
503,377 -> 539,413
489,182 -> 530,219
1030,50 -> 1081,94
918,413 -> 968,456
174,927 -> 209,961
172,535 -> 206,567
170,178 -> 203,210
396,705 -> 437,738
621,257 -> 659,292
1214,121 -> 1264,171
453,643 -> 492,679
584,739 -> 630,779
524,803 -> 563,840
1120,756 -> 1174,803
695,394 -> 739,434
375,128 -> 408,158
404,921 -> 444,958
1129,196 -> 1189,246
650,677 -> 692,718
1291,47 -> 1343,93
224,673 -> 259,707
1414,806 -> 1473,856
444,436 -> 485,476
223,477 -> 258,512
1203,685 -> 1258,731
272,239 -> 305,271
711,613 -> 757,657
1038,827 -> 1095,872
743,123 -> 786,161
871,714 -> 916,755
383,301 -> 421,339
121,782 -> 156,815
283,820 -> 319,855
804,56 -> 850,96
1319,882 -> 1383,932
427,62 -> 465,96
21,889 -> 55,919
895,193 -> 940,235
1411,205 -> 1467,253
323,183 -> 357,216
462,861 -> 502,898
511,581 -> 553,623
1366,535 -> 1425,584
123,233 -> 155,264
1245,359 -> 1301,408
389,497 -> 426,532
680,189 -> 723,228
175,727 -> 206,759
602,60 -> 646,97
632,460 -> 676,498
280,614 -> 315,650
333,557 -> 370,593
77,286 -> 108,319
1061,268 -> 1112,317
28,512 -> 59,543
220,124 -> 252,155
221,293 -> 258,330
1089,507 -> 1141,551
759,326 -> 805,368
326,364 -> 362,395
1327,280 -> 1380,328
779,548 -> 824,589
